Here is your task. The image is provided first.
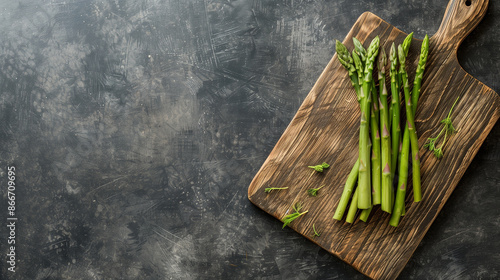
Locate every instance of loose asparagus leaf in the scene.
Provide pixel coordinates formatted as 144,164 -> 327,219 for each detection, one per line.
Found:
307,185 -> 325,197
281,202 -> 308,229
264,187 -> 289,193
308,162 -> 330,173
312,223 -> 321,237
424,96 -> 460,159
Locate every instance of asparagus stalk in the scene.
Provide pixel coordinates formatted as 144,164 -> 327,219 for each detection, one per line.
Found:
410,35 -> 429,202
385,42 -> 399,213
333,159 -> 360,221
371,81 -> 380,124
377,47 -> 392,210
363,118 -> 374,220
346,187 -> 359,223
389,43 -> 400,180
389,32 -> 413,179
398,44 -> 422,205
333,41 -> 363,221
370,83 -> 382,205
359,206 -> 372,222
357,36 -> 380,210
398,44 -> 420,197
389,126 -> 410,226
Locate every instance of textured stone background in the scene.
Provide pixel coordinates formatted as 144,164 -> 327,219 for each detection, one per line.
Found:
0,0 -> 498,279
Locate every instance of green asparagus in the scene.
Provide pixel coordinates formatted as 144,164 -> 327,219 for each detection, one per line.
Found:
378,47 -> 391,207
358,36 -> 380,210
333,159 -> 360,220
386,42 -> 399,213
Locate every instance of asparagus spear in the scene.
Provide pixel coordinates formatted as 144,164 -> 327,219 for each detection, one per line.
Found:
334,41 -> 363,221
398,43 -> 422,203
377,47 -> 392,209
410,35 -> 429,202
386,42 -> 399,213
346,187 -> 359,223
389,125 -> 410,226
358,36 -> 380,210
398,44 -> 421,203
363,118 -> 374,220
389,32 -> 413,179
333,159 -> 360,221
366,40 -> 381,207
370,83 -> 382,206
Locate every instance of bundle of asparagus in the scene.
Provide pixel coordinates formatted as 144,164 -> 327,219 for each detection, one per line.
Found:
333,33 -> 429,226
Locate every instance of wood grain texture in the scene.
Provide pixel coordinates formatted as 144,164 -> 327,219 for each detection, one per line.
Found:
248,0 -> 499,279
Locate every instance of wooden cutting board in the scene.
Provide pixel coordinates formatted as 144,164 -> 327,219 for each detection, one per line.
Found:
247,0 -> 499,279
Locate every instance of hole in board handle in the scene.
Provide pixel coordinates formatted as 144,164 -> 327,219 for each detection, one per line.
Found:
465,0 -> 472,6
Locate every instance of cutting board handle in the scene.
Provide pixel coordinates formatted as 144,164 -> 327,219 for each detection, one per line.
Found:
432,0 -> 489,50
